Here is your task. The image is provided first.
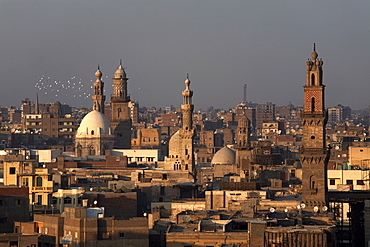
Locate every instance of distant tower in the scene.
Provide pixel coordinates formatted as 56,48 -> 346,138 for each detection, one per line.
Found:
35,93 -> 40,114
91,66 -> 106,113
165,75 -> 196,172
110,61 -> 131,148
299,44 -> 330,210
243,84 -> 247,104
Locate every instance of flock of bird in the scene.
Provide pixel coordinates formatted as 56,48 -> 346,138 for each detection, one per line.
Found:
34,75 -> 109,101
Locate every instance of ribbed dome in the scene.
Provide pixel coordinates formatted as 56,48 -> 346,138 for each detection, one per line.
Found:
211,146 -> 236,165
114,64 -> 126,78
76,110 -> 112,136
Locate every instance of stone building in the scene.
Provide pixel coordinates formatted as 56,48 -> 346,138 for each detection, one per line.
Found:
91,66 -> 106,114
164,75 -> 196,172
75,110 -> 114,157
299,44 -> 330,210
110,62 -> 132,149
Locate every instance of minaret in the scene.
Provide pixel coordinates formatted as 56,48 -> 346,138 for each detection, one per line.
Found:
92,66 -> 106,113
179,74 -> 196,171
299,44 -> 330,211
110,61 -> 131,148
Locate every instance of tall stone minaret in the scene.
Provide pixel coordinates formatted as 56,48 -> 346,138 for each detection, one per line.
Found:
165,75 -> 196,173
179,75 -> 195,172
110,61 -> 131,148
179,74 -> 196,171
92,66 -> 106,113
299,44 -> 330,211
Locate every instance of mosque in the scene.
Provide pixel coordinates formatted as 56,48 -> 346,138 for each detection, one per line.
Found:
74,64 -> 129,156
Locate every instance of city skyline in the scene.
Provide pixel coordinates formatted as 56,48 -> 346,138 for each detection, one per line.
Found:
0,1 -> 369,110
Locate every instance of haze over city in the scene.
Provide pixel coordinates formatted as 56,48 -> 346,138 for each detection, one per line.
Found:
0,1 -> 369,110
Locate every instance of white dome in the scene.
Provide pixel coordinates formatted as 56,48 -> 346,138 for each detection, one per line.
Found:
211,146 -> 236,165
76,110 -> 112,136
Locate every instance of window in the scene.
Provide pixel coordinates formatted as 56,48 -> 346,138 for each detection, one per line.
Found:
119,232 -> 125,238
329,179 -> 335,185
64,197 -> 72,204
9,167 -> 16,174
36,177 -> 43,187
15,199 -> 21,206
346,180 -> 353,185
357,180 -> 365,185
51,197 -> 58,204
0,218 -> 7,224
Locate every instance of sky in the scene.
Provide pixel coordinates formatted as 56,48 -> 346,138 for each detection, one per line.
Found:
0,1 -> 369,110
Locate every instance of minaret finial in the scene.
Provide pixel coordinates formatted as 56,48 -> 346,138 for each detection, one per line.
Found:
120,59 -> 122,66
314,43 -> 316,52
98,64 -> 100,70
187,73 -> 189,79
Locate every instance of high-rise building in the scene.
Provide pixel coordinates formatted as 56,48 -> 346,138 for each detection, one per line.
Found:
299,45 -> 330,210
110,62 -> 131,148
256,102 -> 275,132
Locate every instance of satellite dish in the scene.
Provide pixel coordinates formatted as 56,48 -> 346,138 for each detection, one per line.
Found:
297,205 -> 301,210
313,206 -> 319,212
93,200 -> 97,206
182,215 -> 191,223
300,203 -> 306,209
269,207 -> 275,213
62,234 -> 72,245
322,206 -> 328,212
284,208 -> 288,213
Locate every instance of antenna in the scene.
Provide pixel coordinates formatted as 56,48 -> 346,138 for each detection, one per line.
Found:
243,84 -> 247,103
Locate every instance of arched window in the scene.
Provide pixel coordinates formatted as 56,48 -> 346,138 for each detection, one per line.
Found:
311,97 -> 315,112
36,177 -> 43,187
310,175 -> 316,189
118,108 -> 122,118
89,146 -> 95,155
311,74 -> 315,85
91,130 -> 94,135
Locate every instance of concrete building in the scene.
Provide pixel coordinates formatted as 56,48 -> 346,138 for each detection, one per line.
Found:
2,148 -> 54,206
0,187 -> 29,233
16,207 -> 148,247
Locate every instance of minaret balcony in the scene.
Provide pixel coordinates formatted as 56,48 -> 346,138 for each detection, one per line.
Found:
111,94 -> 130,102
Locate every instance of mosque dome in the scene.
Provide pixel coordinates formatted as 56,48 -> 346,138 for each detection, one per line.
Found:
167,130 -> 181,155
114,64 -> 126,78
76,110 -> 112,136
211,146 -> 236,165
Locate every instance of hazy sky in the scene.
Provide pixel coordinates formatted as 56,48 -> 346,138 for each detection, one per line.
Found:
0,1 -> 369,110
